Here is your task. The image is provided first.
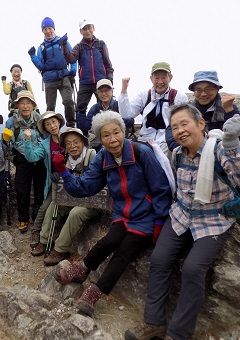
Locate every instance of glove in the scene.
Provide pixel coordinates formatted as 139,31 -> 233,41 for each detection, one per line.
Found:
153,220 -> 164,244
50,172 -> 60,183
61,33 -> 68,44
28,46 -> 36,56
52,154 -> 66,173
1,76 -> 6,81
222,114 -> 240,149
3,128 -> 13,143
69,70 -> 76,77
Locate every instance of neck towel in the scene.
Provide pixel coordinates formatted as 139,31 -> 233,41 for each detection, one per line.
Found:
194,129 -> 223,204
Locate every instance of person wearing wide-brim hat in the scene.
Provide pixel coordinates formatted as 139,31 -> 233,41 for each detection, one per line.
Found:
24,111 -> 65,246
5,90 -> 46,233
165,70 -> 240,152
31,126 -> 98,266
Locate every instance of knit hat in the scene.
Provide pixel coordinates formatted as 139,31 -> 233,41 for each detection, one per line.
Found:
10,64 -> 22,73
37,111 -> 65,134
14,90 -> 36,107
41,17 -> 55,31
60,127 -> 89,146
188,71 -> 223,91
151,62 -> 171,74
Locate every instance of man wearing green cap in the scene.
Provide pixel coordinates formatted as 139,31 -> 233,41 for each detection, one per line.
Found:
118,62 -> 188,155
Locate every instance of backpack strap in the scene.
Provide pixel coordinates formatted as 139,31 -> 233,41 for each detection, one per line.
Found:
83,148 -> 96,171
168,88 -> 177,106
140,89 -> 151,115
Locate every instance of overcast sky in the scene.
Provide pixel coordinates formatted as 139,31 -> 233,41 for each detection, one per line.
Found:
0,0 -> 239,129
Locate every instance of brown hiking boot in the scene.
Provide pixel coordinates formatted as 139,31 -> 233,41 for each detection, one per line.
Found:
53,260 -> 89,284
124,321 -> 167,340
18,221 -> 29,233
44,249 -> 70,266
77,283 -> 103,317
30,229 -> 40,248
31,242 -> 46,256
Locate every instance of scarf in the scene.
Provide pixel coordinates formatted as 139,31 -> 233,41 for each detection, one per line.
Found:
66,146 -> 87,170
192,93 -> 225,123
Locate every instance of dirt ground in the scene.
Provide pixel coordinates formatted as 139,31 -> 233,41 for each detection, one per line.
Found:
0,219 -> 218,340
0,220 -> 145,340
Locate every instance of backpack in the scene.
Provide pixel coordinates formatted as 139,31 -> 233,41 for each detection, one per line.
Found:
140,88 -> 178,114
175,140 -> 240,218
9,80 -> 28,111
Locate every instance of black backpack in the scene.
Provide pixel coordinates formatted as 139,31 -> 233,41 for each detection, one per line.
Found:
9,80 -> 28,111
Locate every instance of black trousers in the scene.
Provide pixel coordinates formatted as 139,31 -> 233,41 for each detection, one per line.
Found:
15,154 -> 46,222
84,220 -> 152,295
144,217 -> 233,340
76,83 -> 98,116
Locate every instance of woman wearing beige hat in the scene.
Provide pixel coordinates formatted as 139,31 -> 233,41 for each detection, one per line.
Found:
5,90 -> 46,233
24,110 -> 65,244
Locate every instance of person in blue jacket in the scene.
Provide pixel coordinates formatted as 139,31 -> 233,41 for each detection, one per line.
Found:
166,70 -> 239,151
28,17 -> 77,127
51,110 -> 172,317
78,78 -> 135,150
23,111 -> 65,248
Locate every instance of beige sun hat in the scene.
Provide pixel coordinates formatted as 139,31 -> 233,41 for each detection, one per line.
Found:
60,127 -> 89,146
37,111 -> 65,135
14,90 -> 37,107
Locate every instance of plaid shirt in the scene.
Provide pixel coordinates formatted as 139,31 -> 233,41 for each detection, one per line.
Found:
170,137 -> 240,240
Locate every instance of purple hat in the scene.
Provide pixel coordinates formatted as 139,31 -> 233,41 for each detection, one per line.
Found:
41,17 -> 55,31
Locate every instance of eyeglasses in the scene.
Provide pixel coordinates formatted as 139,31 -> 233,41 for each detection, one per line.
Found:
194,87 -> 217,95
65,139 -> 82,147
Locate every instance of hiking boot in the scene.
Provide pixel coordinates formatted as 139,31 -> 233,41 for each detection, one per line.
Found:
124,321 -> 167,340
18,222 -> 29,233
164,336 -> 173,340
77,283 -> 103,317
30,229 -> 40,248
31,242 -> 46,256
44,249 -> 70,266
53,260 -> 89,284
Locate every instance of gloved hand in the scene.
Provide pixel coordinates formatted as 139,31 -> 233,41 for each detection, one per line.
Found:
52,154 -> 66,173
61,33 -> 68,44
222,114 -> 240,149
153,220 -> 164,244
3,128 -> 13,143
69,70 -> 76,77
28,46 -> 36,56
1,76 -> 6,81
50,172 -> 60,183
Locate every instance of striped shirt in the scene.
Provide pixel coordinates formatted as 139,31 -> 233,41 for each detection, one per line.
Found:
170,138 -> 240,240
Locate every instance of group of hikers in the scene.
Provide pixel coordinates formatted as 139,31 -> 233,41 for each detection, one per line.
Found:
0,15 -> 240,340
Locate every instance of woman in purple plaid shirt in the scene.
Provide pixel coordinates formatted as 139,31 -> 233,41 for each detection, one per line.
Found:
125,103 -> 240,340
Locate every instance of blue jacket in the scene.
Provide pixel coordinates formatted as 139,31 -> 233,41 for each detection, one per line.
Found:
61,139 -> 172,234
5,111 -> 42,156
78,37 -> 107,84
24,135 -> 52,198
30,37 -> 77,83
77,97 -> 135,136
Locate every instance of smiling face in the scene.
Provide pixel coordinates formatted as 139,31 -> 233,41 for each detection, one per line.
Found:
100,122 -> 124,158
193,81 -> 219,105
42,26 -> 55,40
17,98 -> 34,119
80,24 -> 94,40
64,132 -> 84,159
97,86 -> 113,106
150,70 -> 173,95
11,66 -> 22,82
44,117 -> 61,136
171,108 -> 205,157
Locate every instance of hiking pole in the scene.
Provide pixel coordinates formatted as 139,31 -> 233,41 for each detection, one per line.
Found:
5,143 -> 12,226
45,204 -> 58,257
